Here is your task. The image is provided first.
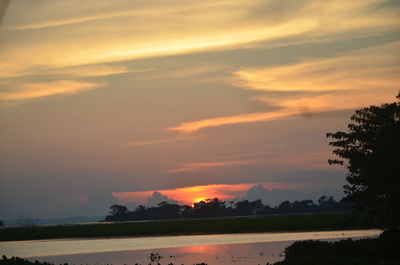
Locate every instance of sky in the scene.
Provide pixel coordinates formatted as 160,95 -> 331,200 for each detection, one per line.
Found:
0,0 -> 399,219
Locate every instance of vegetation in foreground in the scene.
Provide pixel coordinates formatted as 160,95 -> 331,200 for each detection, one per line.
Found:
274,229 -> 400,265
0,213 -> 370,242
275,93 -> 400,265
326,92 -> 400,228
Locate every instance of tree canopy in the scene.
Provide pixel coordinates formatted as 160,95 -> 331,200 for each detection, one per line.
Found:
104,196 -> 352,222
327,92 -> 400,226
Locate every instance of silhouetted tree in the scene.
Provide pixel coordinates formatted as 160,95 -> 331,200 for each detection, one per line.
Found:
0,220 -> 3,227
110,204 -> 128,216
104,196 -> 351,222
278,200 -> 292,212
318,196 -> 328,207
192,198 -> 226,217
234,199 -> 264,215
105,204 -> 128,221
327,92 -> 400,227
291,200 -> 316,213
152,201 -> 181,219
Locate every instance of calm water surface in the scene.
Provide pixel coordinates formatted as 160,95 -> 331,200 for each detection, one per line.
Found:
0,229 -> 380,265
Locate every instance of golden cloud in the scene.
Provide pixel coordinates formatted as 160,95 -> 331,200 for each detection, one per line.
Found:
0,80 -> 102,102
169,109 -> 298,133
234,42 -> 400,92
170,42 -> 400,133
1,0 -> 398,78
166,159 -> 261,173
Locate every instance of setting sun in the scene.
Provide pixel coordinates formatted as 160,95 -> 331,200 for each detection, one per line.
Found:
194,198 -> 207,203
192,198 -> 207,207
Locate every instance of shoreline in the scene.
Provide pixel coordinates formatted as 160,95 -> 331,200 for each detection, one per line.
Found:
0,229 -> 381,259
0,213 -> 377,242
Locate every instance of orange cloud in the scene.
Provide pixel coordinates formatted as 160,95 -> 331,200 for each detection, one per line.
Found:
118,135 -> 201,147
113,183 -> 287,206
169,42 -> 400,133
166,159 -> 261,173
51,65 -> 148,78
234,42 -> 400,93
168,109 -> 298,133
0,80 -> 102,102
3,0 -> 398,79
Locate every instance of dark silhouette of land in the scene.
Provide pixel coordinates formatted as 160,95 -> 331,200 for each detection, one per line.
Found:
105,196 -> 353,222
0,213 -> 365,242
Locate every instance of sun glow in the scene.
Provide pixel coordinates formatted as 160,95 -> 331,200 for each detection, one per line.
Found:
112,183 -> 296,206
194,198 -> 206,203
192,198 -> 207,207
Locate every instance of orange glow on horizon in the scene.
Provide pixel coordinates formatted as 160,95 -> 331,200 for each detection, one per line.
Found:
112,182 -> 298,206
192,198 -> 207,207
194,198 -> 206,203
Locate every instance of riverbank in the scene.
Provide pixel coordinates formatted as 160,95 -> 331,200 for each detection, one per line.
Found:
0,213 -> 375,242
274,229 -> 400,265
0,230 -> 382,265
0,230 -> 392,265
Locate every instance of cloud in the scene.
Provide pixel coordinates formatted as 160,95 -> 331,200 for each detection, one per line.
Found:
0,80 -> 102,102
147,191 -> 179,207
112,182 -> 333,206
244,184 -> 302,206
168,109 -> 298,133
166,151 -> 331,175
113,183 -> 284,206
2,0 -> 398,78
0,0 -> 10,27
234,42 -> 400,93
166,159 -> 261,173
2,1 -> 232,30
118,135 -> 201,147
243,184 -> 345,206
169,42 -> 400,133
48,65 -> 148,78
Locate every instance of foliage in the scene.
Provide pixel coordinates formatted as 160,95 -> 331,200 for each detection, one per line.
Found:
274,229 -> 400,265
104,196 -> 352,222
327,93 -> 400,226
109,204 -> 128,218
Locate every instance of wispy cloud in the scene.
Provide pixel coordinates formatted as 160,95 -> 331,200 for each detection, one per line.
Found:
0,0 -> 11,27
234,42 -> 400,93
2,1 -> 232,30
170,42 -> 400,133
166,159 -> 261,173
167,150 -> 331,174
2,0 -> 398,78
51,65 -> 149,78
0,80 -> 102,102
118,135 -> 201,147
168,109 -> 298,133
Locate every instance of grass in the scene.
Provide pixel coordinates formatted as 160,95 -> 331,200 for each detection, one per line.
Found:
0,213 -> 372,242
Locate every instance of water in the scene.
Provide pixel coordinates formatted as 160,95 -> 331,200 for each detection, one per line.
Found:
0,229 -> 380,265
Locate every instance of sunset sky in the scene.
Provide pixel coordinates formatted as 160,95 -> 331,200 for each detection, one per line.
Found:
0,0 -> 399,219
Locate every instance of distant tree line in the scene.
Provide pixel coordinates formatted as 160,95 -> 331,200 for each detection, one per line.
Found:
104,196 -> 353,222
